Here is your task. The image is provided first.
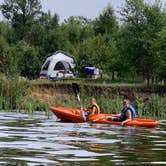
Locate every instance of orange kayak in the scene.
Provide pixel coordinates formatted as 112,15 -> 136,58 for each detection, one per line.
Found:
50,106 -> 85,123
50,106 -> 159,128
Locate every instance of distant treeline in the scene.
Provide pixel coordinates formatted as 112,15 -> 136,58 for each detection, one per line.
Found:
0,0 -> 166,85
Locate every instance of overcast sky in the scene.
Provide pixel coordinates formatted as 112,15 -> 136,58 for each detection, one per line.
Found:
0,0 -> 165,23
41,0 -> 125,22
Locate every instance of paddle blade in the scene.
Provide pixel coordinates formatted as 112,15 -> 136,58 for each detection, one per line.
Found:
72,83 -> 80,95
72,83 -> 84,110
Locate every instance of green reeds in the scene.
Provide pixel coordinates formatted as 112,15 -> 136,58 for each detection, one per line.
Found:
0,76 -> 55,115
79,84 -> 166,119
136,95 -> 166,119
0,77 -> 165,119
0,76 -> 29,111
24,96 -> 52,116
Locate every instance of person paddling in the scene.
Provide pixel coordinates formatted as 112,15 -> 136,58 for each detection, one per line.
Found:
84,97 -> 101,120
107,98 -> 136,126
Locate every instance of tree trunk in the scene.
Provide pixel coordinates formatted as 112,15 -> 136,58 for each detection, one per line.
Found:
112,71 -> 115,80
147,75 -> 150,87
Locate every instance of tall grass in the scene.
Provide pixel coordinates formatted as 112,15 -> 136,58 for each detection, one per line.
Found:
0,76 -> 29,111
136,95 -> 166,119
0,77 -> 165,119
0,77 -> 53,115
79,84 -> 166,119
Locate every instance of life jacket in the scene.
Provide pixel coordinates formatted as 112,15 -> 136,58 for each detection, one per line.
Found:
129,105 -> 136,119
87,102 -> 100,114
120,105 -> 136,121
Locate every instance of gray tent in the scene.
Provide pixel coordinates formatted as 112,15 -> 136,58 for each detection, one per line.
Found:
40,50 -> 75,79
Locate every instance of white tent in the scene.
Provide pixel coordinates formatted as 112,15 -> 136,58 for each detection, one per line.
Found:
40,50 -> 75,79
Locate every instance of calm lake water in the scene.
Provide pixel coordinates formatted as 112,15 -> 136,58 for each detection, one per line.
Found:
0,111 -> 165,166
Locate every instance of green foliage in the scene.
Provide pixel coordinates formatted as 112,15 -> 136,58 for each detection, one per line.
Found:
93,5 -> 119,36
61,21 -> 81,45
43,27 -> 67,53
0,0 -> 165,118
0,76 -> 165,119
0,36 -> 9,71
0,0 -> 165,85
78,83 -> 166,119
136,94 -> 166,119
0,0 -> 42,41
77,34 -> 115,74
0,76 -> 29,110
14,40 -> 40,78
0,22 -> 11,40
154,26 -> 166,81
119,0 -> 166,84
0,76 -> 54,114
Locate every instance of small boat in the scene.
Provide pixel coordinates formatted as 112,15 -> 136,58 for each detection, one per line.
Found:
50,106 -> 85,123
88,114 -> 159,128
50,106 -> 159,128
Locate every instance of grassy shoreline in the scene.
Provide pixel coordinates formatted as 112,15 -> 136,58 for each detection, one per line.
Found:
0,77 -> 165,119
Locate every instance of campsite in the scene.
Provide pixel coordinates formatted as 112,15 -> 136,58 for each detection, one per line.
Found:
0,0 -> 165,165
0,0 -> 165,85
39,50 -> 75,80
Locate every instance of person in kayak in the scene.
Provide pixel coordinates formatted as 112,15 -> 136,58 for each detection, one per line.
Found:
107,98 -> 136,126
83,97 -> 101,119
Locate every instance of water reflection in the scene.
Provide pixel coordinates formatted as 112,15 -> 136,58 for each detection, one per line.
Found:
0,111 -> 165,166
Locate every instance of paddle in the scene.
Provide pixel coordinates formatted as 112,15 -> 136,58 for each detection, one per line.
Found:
72,83 -> 83,109
72,83 -> 86,120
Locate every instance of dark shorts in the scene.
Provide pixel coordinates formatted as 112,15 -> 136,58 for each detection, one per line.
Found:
112,117 -> 123,122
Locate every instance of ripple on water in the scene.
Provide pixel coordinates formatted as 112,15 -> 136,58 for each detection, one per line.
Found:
0,111 -> 165,166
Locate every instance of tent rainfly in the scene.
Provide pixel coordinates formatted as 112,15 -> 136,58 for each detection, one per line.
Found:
39,50 -> 75,79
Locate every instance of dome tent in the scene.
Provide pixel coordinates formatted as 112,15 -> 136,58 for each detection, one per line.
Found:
40,50 -> 75,79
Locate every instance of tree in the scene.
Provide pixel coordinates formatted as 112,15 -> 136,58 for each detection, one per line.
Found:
15,40 -> 40,78
77,34 -> 115,75
0,21 -> 12,73
61,22 -> 81,46
91,4 -> 119,79
119,0 -> 165,85
39,11 -> 59,30
0,35 -> 9,73
42,27 -> 67,54
93,4 -> 119,36
64,16 -> 92,27
62,16 -> 94,45
0,0 -> 42,41
0,22 -> 20,75
154,26 -> 166,84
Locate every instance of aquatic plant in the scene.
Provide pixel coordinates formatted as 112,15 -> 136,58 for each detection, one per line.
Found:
0,77 -> 165,119
0,76 -> 29,111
